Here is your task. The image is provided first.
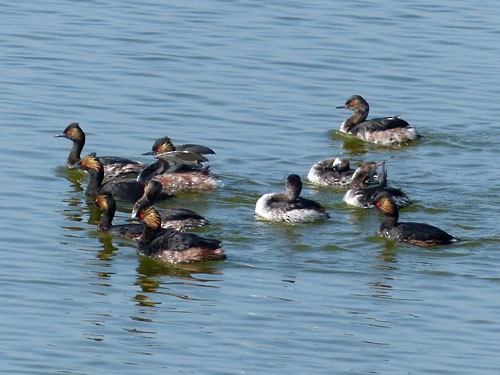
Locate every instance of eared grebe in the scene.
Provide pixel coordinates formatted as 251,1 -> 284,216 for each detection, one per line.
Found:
94,193 -> 144,240
308,157 -> 357,187
139,135 -> 214,175
132,180 -> 209,231
255,174 -> 330,223
133,206 -> 226,264
343,162 -> 412,209
336,95 -> 419,146
143,135 -> 215,157
374,194 -> 458,246
137,136 -> 218,193
56,122 -> 143,179
79,153 -> 170,202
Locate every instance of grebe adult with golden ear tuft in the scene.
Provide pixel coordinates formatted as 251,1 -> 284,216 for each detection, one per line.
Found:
56,122 -> 143,179
133,206 -> 226,264
374,194 -> 458,247
137,136 -> 220,194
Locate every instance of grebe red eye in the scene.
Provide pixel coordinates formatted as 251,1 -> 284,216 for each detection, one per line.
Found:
140,213 -> 145,219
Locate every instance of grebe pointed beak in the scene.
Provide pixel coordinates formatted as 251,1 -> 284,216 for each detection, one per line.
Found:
55,133 -> 66,138
336,105 -> 347,109
141,151 -> 155,156
131,206 -> 139,219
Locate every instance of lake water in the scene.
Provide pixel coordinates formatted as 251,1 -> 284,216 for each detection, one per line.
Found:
1,1 -> 499,374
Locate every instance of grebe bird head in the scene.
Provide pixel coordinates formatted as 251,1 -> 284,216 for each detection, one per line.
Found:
351,161 -> 382,184
134,206 -> 161,230
336,95 -> 370,113
143,136 -> 175,156
373,194 -> 398,216
144,180 -> 163,201
285,174 -> 303,200
79,153 -> 103,173
131,180 -> 163,218
55,122 -> 85,142
332,157 -> 350,171
94,192 -> 116,212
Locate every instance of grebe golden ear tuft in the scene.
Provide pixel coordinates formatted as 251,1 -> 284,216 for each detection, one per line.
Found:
80,153 -> 102,171
94,193 -> 113,211
94,194 -> 108,210
139,206 -> 161,229
374,195 -> 397,215
153,136 -> 175,154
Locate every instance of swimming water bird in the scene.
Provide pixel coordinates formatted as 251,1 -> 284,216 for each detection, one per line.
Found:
337,95 -> 419,146
137,136 -> 219,193
94,193 -> 144,240
308,157 -> 358,187
132,180 -> 209,231
255,174 -> 330,223
343,162 -> 412,209
139,135 -> 215,175
143,135 -> 216,157
133,206 -> 226,264
374,194 -> 458,247
79,153 -> 169,202
56,122 -> 143,179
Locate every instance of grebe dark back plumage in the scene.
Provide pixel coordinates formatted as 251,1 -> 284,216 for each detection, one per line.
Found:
255,174 -> 330,223
56,122 -> 143,179
374,194 -> 458,247
94,193 -> 144,241
79,153 -> 170,202
132,180 -> 209,231
343,162 -> 412,209
337,95 -> 419,146
133,206 -> 225,264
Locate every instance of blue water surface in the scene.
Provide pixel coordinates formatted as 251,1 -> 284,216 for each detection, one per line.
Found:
1,1 -> 499,374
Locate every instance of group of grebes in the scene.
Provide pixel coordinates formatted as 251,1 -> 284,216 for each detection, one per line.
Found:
57,123 -> 225,264
58,95 -> 458,264
255,95 -> 458,247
